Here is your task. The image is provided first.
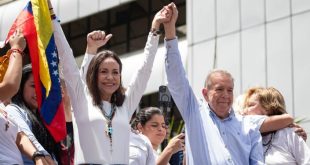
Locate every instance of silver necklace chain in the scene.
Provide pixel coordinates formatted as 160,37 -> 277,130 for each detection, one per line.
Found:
100,103 -> 116,152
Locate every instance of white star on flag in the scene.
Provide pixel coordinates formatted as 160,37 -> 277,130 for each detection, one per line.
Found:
53,70 -> 59,76
51,51 -> 57,58
51,61 -> 57,67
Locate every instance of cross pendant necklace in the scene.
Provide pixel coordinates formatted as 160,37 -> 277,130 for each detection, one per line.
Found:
105,120 -> 113,152
101,103 -> 116,153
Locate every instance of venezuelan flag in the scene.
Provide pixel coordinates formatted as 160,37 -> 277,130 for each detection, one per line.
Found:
6,0 -> 66,142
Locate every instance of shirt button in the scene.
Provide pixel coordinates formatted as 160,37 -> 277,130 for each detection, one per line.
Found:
222,132 -> 225,135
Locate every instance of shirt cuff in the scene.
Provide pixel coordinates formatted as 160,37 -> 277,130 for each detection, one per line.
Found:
164,37 -> 179,53
148,32 -> 160,39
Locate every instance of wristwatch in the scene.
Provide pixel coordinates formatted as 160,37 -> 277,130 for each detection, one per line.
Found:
32,151 -> 45,162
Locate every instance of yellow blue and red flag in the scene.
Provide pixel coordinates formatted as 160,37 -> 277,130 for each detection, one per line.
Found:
6,0 -> 66,142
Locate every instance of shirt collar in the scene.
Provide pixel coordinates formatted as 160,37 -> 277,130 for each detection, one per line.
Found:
206,103 -> 235,121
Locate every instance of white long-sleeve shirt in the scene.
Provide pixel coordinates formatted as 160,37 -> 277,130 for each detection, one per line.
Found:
53,20 -> 159,164
264,127 -> 310,165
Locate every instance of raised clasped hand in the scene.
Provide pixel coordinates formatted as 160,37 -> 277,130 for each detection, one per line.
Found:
86,30 -> 112,54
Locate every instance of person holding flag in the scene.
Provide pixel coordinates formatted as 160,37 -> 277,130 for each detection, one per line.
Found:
0,30 -> 51,164
4,0 -> 66,164
5,0 -> 66,144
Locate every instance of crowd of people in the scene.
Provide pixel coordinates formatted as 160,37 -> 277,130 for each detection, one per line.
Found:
0,0 -> 309,164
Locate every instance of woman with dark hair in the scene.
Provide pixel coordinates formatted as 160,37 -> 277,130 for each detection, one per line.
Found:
243,87 -> 310,164
85,50 -> 125,107
52,3 -> 173,164
6,64 -> 57,165
130,107 -> 185,165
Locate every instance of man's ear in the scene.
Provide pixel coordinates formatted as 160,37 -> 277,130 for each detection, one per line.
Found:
202,88 -> 208,96
202,88 -> 209,101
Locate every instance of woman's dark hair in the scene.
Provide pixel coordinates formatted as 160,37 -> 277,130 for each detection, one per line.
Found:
11,64 -> 57,157
131,107 -> 163,130
11,64 -> 33,106
86,50 -> 125,107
